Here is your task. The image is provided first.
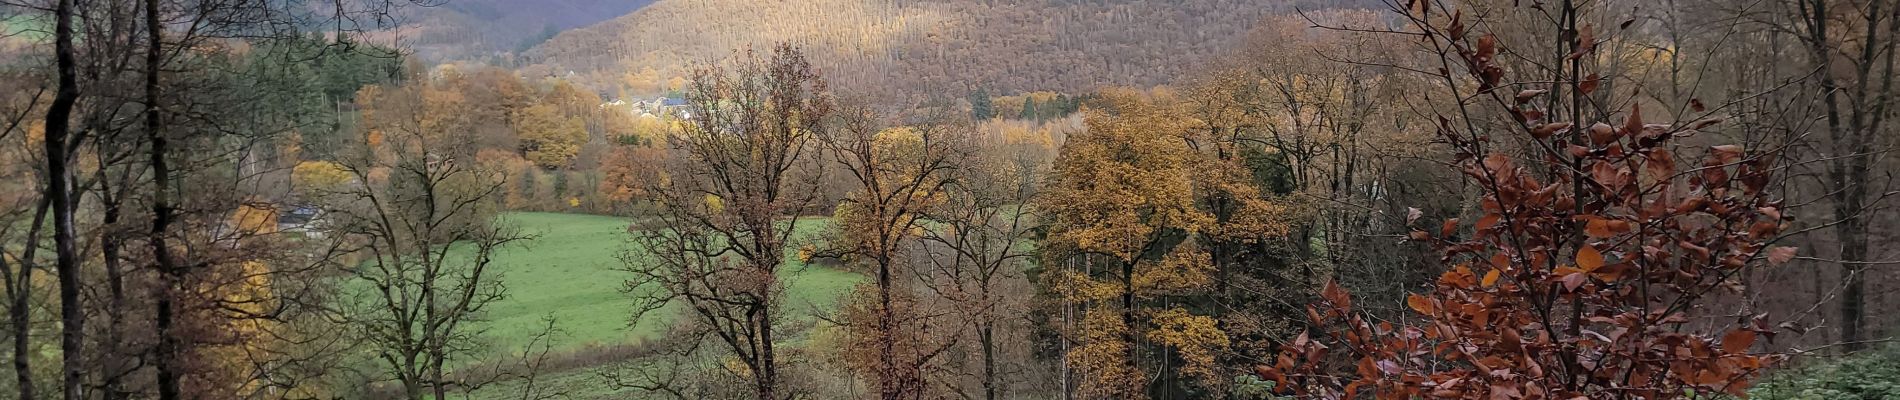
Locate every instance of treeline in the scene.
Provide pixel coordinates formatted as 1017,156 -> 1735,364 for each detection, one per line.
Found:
304,64 -> 673,216
2,0 -> 1898,399
0,0 -> 559,398
600,3 -> 1900,399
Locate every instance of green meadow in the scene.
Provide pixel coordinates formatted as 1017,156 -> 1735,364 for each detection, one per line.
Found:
421,212 -> 859,398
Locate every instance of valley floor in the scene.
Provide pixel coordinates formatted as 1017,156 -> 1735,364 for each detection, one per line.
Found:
449,212 -> 860,399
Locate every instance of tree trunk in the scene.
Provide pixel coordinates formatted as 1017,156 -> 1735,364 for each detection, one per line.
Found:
402,370 -> 423,400
45,0 -> 87,397
9,198 -> 49,400
99,175 -> 126,400
878,253 -> 898,400
756,301 -> 778,400
1120,258 -> 1136,381
1836,218 -> 1868,351
980,322 -> 997,400
430,353 -> 448,400
146,0 -> 183,396
1801,0 -> 1889,353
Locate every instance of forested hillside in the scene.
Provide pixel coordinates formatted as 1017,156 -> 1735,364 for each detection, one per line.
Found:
396,0 -> 656,62
523,0 -> 1377,98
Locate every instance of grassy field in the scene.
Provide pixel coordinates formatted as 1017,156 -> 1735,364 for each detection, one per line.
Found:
434,212 -> 858,398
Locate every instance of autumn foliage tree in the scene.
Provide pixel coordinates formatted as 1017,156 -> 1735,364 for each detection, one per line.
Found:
816,106 -> 969,399
1259,1 -> 1795,398
518,104 -> 588,169
1040,89 -> 1288,398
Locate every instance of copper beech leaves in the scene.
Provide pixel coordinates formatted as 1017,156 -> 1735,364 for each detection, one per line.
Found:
1257,8 -> 1788,398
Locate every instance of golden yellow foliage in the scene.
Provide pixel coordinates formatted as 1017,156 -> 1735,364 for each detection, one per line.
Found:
518,104 -> 588,169
228,204 -> 279,236
291,161 -> 352,194
1066,309 -> 1144,399
703,193 -> 724,214
1041,87 -> 1295,394
1146,308 -> 1230,382
1041,88 -> 1211,260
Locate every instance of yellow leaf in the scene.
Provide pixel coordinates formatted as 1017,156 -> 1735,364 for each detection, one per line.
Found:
1481,269 -> 1500,287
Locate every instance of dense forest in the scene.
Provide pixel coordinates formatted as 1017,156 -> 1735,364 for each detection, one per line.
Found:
522,0 -> 1383,98
388,0 -> 658,63
0,0 -> 1896,399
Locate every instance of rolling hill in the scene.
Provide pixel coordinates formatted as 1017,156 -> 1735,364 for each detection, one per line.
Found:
396,0 -> 658,62
520,0 -> 1378,99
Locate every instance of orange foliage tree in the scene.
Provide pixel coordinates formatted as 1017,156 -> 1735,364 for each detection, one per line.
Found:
1259,1 -> 1794,398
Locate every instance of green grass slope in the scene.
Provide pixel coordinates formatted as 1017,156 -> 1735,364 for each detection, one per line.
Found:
470,212 -> 859,358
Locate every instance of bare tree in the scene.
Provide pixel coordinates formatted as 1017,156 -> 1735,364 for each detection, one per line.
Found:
321,78 -> 524,400
37,2 -> 84,399
0,74 -> 47,399
1789,0 -> 1900,352
913,126 -> 1045,400
623,44 -> 831,400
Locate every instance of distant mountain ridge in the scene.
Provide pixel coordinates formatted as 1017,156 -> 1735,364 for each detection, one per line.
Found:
520,0 -> 1378,100
400,0 -> 658,62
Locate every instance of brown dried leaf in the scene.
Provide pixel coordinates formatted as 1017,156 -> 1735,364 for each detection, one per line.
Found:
1569,24 -> 1596,60
1477,214 -> 1501,232
1407,293 -> 1436,315
1578,245 -> 1605,272
1622,104 -> 1644,136
1580,73 -> 1601,94
1767,246 -> 1797,265
1531,122 -> 1572,139
1589,122 -> 1615,145
1722,329 -> 1758,353
1449,10 -> 1467,40
1321,280 -> 1351,310
1516,89 -> 1548,103
1561,272 -> 1588,291
1646,149 -> 1677,180
1712,145 -> 1745,164
1584,217 -> 1615,238
1477,34 -> 1498,61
